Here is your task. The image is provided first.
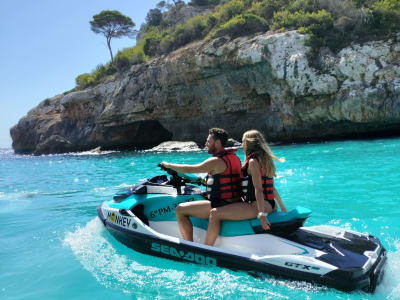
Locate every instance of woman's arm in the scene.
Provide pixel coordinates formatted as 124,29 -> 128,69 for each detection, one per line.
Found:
273,187 -> 288,212
248,159 -> 270,230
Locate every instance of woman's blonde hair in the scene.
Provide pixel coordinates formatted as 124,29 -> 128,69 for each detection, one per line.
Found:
242,130 -> 284,177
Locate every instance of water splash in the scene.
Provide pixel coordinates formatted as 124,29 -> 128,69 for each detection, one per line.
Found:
0,190 -> 38,213
375,240 -> 400,299
66,150 -> 118,156
63,218 -> 399,299
63,218 -> 302,299
0,148 -> 13,155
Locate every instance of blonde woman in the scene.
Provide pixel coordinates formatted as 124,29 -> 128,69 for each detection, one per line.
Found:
205,129 -> 287,246
240,129 -> 287,230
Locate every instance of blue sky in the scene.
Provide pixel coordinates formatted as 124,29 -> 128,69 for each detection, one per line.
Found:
0,0 -> 168,148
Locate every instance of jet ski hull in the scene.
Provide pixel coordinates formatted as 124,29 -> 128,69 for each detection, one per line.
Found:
97,204 -> 386,293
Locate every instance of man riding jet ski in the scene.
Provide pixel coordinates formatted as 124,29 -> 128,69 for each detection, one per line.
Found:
97,166 -> 386,293
159,128 -> 288,247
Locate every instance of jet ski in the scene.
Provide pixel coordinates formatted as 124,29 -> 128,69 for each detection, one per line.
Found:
97,166 -> 386,293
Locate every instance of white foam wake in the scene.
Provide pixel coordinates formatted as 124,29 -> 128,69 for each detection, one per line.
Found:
64,218 -> 141,293
63,218 -> 294,298
63,218 -> 184,295
375,240 -> 400,299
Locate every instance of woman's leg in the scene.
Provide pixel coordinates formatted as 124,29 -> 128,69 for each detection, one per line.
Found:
204,202 -> 257,246
175,200 -> 212,242
204,200 -> 275,246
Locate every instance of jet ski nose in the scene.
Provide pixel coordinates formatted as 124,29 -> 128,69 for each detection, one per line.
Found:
364,250 -> 378,260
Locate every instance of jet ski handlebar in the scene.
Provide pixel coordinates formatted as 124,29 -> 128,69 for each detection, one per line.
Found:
158,163 -> 178,177
158,163 -> 202,185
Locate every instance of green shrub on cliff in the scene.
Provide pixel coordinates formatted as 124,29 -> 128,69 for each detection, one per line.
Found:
76,0 -> 400,89
369,0 -> 400,33
114,41 -> 146,71
189,0 -> 223,5
209,13 -> 269,39
75,73 -> 95,88
159,14 -> 209,53
160,25 -> 190,53
75,43 -> 145,89
272,9 -> 340,51
289,0 -> 320,13
143,27 -> 165,56
272,9 -> 334,34
269,0 -> 400,59
92,63 -> 116,81
43,98 -> 52,106
75,63 -> 116,88
212,0 -> 246,24
151,0 -> 400,59
248,0 -> 287,20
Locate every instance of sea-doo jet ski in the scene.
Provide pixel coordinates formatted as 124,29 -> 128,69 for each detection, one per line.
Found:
97,166 -> 386,293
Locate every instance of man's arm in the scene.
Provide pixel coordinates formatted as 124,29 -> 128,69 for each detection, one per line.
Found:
160,157 -> 226,174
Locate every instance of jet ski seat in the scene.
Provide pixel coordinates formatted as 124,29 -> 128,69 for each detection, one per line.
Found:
107,187 -> 311,237
190,206 -> 312,236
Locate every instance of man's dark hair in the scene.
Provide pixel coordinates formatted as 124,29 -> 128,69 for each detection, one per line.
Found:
209,128 -> 228,147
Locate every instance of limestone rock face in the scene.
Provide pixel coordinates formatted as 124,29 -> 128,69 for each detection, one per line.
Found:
11,31 -> 400,155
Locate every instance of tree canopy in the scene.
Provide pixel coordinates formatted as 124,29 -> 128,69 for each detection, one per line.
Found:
90,10 -> 136,62
146,8 -> 163,27
189,0 -> 222,6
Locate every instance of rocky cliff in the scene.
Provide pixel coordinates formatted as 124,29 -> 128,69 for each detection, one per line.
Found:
10,31 -> 400,154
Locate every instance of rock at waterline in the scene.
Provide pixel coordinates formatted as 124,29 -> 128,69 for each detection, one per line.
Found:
227,138 -> 242,147
33,135 -> 73,155
88,146 -> 102,154
149,141 -> 200,152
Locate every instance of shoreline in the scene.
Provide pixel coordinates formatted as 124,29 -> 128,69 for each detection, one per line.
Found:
8,133 -> 400,156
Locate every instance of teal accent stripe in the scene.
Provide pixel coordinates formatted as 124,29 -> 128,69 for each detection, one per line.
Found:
281,240 -> 310,255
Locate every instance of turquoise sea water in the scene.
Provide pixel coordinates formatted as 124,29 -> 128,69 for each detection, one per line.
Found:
1,138 -> 400,300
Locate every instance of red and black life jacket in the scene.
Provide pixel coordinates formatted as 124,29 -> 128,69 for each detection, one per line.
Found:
205,148 -> 242,202
241,152 -> 274,202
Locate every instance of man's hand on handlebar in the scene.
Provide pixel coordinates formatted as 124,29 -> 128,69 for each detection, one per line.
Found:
158,162 -> 178,177
158,162 -> 169,169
